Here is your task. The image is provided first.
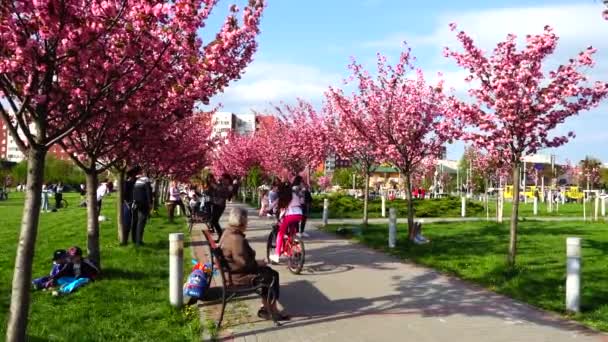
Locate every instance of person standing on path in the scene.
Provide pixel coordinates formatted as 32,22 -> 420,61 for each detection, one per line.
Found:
299,184 -> 313,237
131,172 -> 153,246
168,180 -> 186,222
208,174 -> 233,237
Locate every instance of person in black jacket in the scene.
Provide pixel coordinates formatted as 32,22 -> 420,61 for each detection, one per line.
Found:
299,184 -> 313,237
122,168 -> 138,244
131,171 -> 153,246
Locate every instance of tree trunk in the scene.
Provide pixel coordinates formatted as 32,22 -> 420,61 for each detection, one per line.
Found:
153,179 -> 159,211
508,163 -> 521,267
6,148 -> 46,342
363,172 -> 370,228
85,171 -> 101,266
405,171 -> 414,240
116,169 -> 127,244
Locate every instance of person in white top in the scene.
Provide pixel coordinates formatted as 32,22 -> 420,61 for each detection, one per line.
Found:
96,180 -> 108,214
168,180 -> 187,222
268,176 -> 305,263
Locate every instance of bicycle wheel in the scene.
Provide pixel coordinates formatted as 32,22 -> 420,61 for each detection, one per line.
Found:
287,238 -> 305,275
266,230 -> 277,264
61,199 -> 68,209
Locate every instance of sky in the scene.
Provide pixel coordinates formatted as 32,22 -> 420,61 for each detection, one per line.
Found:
205,0 -> 608,164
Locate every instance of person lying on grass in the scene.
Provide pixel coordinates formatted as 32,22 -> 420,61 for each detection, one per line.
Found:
219,207 -> 290,321
44,246 -> 100,295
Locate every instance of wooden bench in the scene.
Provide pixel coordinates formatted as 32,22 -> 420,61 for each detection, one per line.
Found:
201,229 -> 279,329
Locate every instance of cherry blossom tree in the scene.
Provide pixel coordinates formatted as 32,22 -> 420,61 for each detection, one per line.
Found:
325,96 -> 382,227
328,49 -> 461,238
446,24 -> 608,266
212,132 -> 262,178
0,0 -> 264,339
256,100 -> 330,180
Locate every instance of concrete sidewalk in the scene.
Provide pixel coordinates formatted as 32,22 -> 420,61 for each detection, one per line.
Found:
198,203 -> 606,342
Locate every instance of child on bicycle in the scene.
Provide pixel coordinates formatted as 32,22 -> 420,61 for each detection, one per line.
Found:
268,177 -> 305,263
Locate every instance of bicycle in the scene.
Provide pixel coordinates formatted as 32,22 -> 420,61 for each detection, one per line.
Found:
266,217 -> 305,275
57,199 -> 68,209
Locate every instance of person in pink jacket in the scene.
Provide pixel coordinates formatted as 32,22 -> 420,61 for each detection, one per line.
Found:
268,176 -> 305,263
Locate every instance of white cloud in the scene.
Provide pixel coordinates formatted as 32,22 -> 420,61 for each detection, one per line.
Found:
210,61 -> 341,114
365,3 -> 608,52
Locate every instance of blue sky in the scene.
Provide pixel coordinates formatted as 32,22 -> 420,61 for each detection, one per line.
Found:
206,0 -> 608,163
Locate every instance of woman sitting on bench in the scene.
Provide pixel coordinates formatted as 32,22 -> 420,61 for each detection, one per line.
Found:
219,207 -> 290,321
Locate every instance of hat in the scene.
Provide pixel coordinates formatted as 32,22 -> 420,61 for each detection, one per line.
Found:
67,246 -> 83,257
52,249 -> 67,261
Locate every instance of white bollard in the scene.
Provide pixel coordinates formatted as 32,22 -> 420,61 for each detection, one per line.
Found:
583,200 -> 586,222
388,208 -> 396,248
381,195 -> 386,218
169,233 -> 184,307
548,195 -> 553,213
322,198 -> 329,227
176,205 -> 181,217
566,237 -> 581,313
533,197 -> 538,216
602,197 -> 606,217
461,196 -> 466,217
594,196 -> 599,222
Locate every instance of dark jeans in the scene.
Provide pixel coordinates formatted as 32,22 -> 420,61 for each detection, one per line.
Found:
210,203 -> 225,236
55,193 -> 63,208
96,199 -> 102,215
168,200 -> 187,221
300,205 -> 310,233
255,266 -> 280,299
131,203 -> 149,245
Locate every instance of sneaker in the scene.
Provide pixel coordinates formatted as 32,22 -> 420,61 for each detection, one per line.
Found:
301,232 -> 310,238
296,233 -> 302,238
414,235 -> 429,244
269,254 -> 280,263
418,234 -> 429,242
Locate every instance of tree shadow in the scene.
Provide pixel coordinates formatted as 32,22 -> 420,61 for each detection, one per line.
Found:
221,272 -> 601,341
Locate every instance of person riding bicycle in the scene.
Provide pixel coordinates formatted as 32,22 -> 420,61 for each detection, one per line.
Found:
268,177 -> 305,264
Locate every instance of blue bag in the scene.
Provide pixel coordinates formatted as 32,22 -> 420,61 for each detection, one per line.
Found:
183,269 -> 207,299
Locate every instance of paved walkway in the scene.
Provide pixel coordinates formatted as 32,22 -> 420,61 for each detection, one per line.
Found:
196,203 -> 606,342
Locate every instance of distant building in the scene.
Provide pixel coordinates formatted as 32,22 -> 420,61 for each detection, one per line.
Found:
211,112 -> 273,138
0,121 -> 70,162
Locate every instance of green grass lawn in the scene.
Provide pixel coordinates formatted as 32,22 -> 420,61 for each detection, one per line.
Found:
0,192 -> 200,341
483,199 -> 592,218
327,220 -> 608,332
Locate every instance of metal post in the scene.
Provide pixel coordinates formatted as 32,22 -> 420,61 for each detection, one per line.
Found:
388,207 -> 396,248
322,198 -> 329,227
548,193 -> 553,213
566,237 -> 581,313
541,176 -> 545,203
497,188 -> 503,223
381,195 -> 386,218
533,196 -> 538,216
461,196 -> 466,217
583,198 -> 586,222
169,233 -> 184,307
352,174 -> 356,190
602,196 -> 606,217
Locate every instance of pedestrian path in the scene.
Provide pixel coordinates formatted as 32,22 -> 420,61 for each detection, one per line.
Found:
196,203 -> 606,342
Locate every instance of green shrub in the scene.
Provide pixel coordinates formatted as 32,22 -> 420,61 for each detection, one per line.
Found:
311,194 -> 483,218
